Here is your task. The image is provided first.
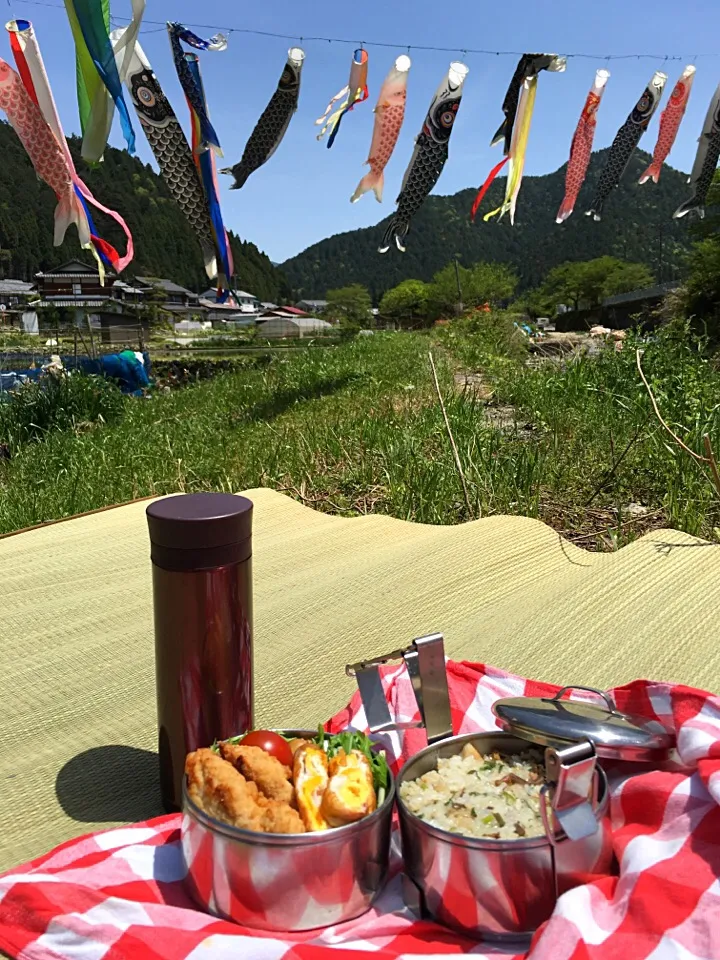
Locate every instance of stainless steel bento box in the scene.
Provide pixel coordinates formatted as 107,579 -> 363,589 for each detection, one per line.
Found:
180,730 -> 396,932
396,731 -> 612,940
348,636 -> 675,943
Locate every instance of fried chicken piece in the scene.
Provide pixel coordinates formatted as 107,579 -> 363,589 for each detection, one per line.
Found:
185,748 -> 305,834
288,738 -> 310,756
259,800 -> 307,834
185,748 -> 264,831
218,742 -> 295,805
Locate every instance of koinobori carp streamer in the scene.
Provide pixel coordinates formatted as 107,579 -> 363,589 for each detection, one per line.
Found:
167,22 -> 233,299
316,48 -> 369,149
556,69 -> 610,223
674,80 -> 720,220
639,65 -> 696,185
113,29 -> 218,280
351,54 -> 410,204
221,48 -> 305,191
2,20 -> 133,277
586,70 -> 667,221
379,61 -> 468,254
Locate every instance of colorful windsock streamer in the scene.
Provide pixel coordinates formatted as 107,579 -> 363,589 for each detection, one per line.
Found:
3,20 -> 133,277
492,53 -> 567,155
63,0 -> 144,161
483,73 -> 538,224
316,48 -> 369,149
471,53 -> 565,221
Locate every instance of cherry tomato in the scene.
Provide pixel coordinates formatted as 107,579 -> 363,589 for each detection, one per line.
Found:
240,729 -> 293,767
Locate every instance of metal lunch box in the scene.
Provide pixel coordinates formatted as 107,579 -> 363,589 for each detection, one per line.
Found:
348,638 -> 675,942
181,729 -> 396,932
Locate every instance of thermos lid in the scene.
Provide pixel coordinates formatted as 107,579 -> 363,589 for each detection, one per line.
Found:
492,685 -> 675,762
147,493 -> 252,571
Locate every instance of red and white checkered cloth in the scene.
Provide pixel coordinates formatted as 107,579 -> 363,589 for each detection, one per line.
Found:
1,661 -> 720,960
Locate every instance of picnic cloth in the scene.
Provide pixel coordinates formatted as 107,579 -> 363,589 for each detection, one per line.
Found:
1,660 -> 719,960
2,488 -> 720,875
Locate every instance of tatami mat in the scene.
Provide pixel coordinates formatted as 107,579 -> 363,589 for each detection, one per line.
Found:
1,489 -> 718,871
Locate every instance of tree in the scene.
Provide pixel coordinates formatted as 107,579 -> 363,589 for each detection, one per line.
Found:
677,171 -> 720,337
468,261 -> 518,305
324,284 -> 372,327
601,261 -> 655,299
682,239 -> 720,334
378,279 -> 430,327
540,257 -> 654,312
427,260 -> 518,318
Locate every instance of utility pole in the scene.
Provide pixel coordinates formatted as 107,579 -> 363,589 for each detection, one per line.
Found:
657,221 -> 665,284
453,256 -> 464,315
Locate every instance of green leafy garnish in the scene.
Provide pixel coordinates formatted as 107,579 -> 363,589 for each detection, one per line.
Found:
314,726 -> 390,794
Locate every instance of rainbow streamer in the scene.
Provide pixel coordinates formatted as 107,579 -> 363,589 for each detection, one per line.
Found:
7,18 -> 133,277
64,0 -> 145,161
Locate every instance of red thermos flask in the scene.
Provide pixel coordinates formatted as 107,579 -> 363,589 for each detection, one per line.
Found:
146,493 -> 253,812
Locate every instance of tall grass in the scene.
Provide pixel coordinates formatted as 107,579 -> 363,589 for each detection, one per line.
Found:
0,327 -> 719,546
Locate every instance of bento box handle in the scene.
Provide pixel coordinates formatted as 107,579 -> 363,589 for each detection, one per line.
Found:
346,634 -> 453,744
550,686 -> 619,714
540,741 -> 599,845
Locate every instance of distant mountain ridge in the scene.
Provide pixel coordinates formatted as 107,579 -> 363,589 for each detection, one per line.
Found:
0,121 -> 289,302
282,148 -> 695,300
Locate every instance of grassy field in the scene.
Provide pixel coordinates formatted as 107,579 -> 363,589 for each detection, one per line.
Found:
1,325 -> 719,547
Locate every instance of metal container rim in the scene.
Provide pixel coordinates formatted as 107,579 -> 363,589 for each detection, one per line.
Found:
182,728 -> 396,847
395,730 -> 609,850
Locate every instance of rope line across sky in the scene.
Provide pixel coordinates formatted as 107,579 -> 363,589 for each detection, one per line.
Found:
13,0 -> 719,60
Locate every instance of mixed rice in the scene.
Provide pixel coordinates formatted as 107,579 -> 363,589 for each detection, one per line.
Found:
399,743 -> 546,840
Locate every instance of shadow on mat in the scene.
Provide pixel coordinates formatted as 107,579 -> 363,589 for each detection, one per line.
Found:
56,745 -> 165,823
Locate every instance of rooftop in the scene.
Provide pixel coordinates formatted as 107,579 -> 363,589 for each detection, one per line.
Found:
0,279 -> 35,293
135,277 -> 197,297
260,316 -> 332,329
603,281 -> 679,308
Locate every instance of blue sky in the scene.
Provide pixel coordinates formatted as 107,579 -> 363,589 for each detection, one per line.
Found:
9,0 -> 720,263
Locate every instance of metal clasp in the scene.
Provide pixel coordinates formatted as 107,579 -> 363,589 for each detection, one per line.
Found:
540,740 -> 598,845
346,633 -> 453,744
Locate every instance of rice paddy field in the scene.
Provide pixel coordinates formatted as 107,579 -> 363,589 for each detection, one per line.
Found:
1,324 -> 719,549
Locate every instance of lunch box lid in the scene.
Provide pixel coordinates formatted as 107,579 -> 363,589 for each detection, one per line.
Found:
492,685 -> 675,762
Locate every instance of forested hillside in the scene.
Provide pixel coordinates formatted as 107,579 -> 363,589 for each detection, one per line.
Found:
0,122 -> 289,301
282,149 -> 693,300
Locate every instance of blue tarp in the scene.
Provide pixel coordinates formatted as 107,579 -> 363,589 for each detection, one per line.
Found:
79,351 -> 151,396
0,351 -> 152,396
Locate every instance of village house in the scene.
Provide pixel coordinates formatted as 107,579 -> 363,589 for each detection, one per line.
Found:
34,259 -> 117,310
296,299 -> 328,314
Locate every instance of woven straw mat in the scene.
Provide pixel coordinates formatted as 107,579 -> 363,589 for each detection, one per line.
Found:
1,488 -> 718,871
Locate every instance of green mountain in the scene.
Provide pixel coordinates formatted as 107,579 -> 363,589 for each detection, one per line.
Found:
282,148 -> 695,301
0,121 -> 289,301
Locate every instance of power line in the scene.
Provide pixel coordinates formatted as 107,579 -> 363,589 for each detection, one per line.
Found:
14,0 -> 718,61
